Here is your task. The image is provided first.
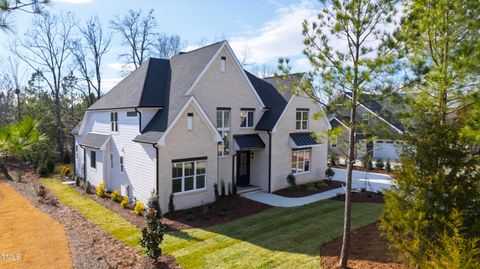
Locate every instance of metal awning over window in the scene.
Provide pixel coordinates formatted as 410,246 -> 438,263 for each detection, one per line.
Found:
290,133 -> 319,149
233,134 -> 265,151
79,133 -> 111,150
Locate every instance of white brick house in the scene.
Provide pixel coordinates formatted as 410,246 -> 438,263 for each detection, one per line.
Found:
72,41 -> 331,212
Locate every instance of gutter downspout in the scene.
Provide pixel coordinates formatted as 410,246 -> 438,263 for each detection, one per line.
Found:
79,145 -> 87,181
152,144 -> 159,195
134,108 -> 142,133
267,131 -> 272,193
232,152 -> 238,186
70,134 -> 76,175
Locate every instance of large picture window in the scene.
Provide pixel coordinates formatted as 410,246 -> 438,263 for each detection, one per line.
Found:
291,149 -> 311,174
172,159 -> 207,194
296,109 -> 309,131
216,108 -> 230,156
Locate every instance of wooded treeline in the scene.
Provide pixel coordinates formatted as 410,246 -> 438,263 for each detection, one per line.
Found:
0,7 -> 185,162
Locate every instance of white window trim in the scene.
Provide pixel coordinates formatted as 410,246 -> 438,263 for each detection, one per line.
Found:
220,56 -> 226,73
172,160 -> 207,194
110,153 -> 114,169
331,136 -> 338,148
296,110 -> 309,131
217,109 -> 230,157
111,112 -> 119,133
90,150 -> 97,170
120,156 -> 124,173
291,149 -> 311,175
240,109 -> 255,128
362,113 -> 369,125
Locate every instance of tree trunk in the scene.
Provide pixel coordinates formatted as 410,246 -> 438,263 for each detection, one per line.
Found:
55,91 -> 64,161
339,92 -> 357,268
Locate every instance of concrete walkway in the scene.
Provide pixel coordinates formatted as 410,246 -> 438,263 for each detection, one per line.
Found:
245,168 -> 394,207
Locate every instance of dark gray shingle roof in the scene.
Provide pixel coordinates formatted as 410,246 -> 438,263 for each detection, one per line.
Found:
79,133 -> 110,149
247,72 -> 288,131
71,121 -> 81,135
88,59 -> 170,110
133,42 -> 224,144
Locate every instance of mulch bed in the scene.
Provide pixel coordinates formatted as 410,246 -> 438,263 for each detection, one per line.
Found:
320,222 -> 403,269
71,183 -> 271,231
163,197 -> 271,231
274,180 -> 343,198
1,165 -> 180,269
330,191 -> 385,203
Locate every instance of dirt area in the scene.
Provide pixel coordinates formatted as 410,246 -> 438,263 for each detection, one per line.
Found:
0,182 -> 72,269
1,168 -> 180,269
320,222 -> 403,269
274,180 -> 343,198
330,191 -> 385,203
72,184 -> 271,231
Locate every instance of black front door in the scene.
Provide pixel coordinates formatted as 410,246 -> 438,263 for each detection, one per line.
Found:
236,151 -> 250,186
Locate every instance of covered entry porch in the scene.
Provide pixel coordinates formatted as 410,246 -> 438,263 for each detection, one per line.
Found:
232,134 -> 266,189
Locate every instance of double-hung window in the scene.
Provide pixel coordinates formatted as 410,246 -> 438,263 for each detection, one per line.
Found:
90,150 -> 96,169
362,113 -> 369,125
291,149 -> 311,174
120,156 -> 124,173
240,108 -> 254,128
111,112 -> 118,132
172,159 -> 207,194
296,109 -> 309,131
216,108 -> 230,156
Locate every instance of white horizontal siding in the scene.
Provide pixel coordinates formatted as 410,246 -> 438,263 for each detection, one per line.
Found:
77,109 -> 156,204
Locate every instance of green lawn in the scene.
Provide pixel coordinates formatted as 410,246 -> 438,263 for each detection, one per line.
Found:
41,178 -> 142,249
164,200 -> 383,269
43,178 -> 383,269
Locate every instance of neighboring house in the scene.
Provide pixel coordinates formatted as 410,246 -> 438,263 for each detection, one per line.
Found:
72,41 -> 331,212
328,92 -> 405,161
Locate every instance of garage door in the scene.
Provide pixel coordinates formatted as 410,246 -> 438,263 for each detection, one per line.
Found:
373,140 -> 401,160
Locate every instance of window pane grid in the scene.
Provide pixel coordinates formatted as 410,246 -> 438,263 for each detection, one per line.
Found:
217,109 -> 230,156
291,149 -> 311,174
172,160 -> 207,194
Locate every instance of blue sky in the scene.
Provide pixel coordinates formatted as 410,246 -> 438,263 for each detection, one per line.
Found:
1,0 -> 321,91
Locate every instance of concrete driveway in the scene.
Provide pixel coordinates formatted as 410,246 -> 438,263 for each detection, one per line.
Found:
332,168 -> 394,192
245,168 -> 394,207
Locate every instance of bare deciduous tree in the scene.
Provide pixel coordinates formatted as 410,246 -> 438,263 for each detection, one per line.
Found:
71,15 -> 111,106
155,34 -> 183,59
110,9 -> 157,71
12,12 -> 75,160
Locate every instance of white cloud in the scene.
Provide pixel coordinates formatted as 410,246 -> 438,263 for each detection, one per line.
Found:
102,77 -> 122,91
228,0 -> 317,65
52,0 -> 91,4
107,63 -> 135,72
